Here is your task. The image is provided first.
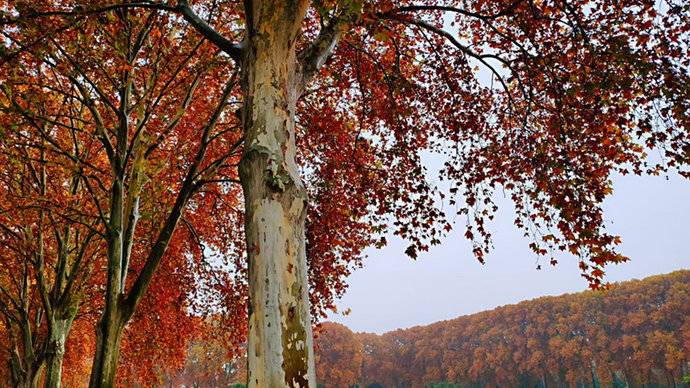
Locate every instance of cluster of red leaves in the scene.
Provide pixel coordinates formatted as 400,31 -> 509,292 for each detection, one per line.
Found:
298,0 -> 690,293
430,0 -> 690,287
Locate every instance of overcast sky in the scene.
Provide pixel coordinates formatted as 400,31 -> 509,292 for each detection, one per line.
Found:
329,172 -> 690,334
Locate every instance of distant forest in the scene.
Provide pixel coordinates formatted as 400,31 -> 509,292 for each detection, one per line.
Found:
311,271 -> 690,388
171,271 -> 690,387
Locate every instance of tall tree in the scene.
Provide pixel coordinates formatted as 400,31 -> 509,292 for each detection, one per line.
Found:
1,4 -> 245,386
0,93 -> 102,387
2,1 -> 689,387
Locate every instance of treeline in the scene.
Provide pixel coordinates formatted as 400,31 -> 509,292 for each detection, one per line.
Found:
313,271 -> 690,387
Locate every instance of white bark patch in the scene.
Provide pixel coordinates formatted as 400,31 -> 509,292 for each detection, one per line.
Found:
248,199 -> 289,387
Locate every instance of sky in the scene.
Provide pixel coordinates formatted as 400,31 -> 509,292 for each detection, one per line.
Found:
329,172 -> 690,334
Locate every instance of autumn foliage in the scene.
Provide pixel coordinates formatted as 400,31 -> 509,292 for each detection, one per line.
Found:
1,0 -> 689,385
162,271 -> 690,387
314,271 -> 690,387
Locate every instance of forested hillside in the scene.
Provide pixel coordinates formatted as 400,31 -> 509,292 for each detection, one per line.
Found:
314,271 -> 690,388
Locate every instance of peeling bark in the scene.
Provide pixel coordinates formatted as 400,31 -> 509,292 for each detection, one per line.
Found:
239,1 -> 316,386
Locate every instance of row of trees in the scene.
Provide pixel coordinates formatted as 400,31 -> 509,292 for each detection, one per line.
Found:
43,270 -> 685,386
314,271 -> 690,387
1,0 -> 689,386
0,3 -> 248,386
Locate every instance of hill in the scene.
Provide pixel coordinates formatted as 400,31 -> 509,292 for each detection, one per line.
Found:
315,270 -> 690,387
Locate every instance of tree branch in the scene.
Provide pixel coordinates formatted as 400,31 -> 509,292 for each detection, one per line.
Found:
122,75 -> 237,317
299,14 -> 350,88
177,0 -> 245,61
2,1 -> 245,62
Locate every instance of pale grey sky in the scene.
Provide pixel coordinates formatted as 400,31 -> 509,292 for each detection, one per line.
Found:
330,172 -> 690,334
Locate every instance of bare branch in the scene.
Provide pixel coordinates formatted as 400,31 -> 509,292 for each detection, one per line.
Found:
178,0 -> 245,61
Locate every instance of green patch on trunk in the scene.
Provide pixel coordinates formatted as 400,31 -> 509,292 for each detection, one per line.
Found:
281,304 -> 309,387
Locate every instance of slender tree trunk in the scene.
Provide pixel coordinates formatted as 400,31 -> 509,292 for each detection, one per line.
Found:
239,1 -> 315,386
620,369 -> 630,388
10,314 -> 43,388
89,176 -> 126,388
12,372 -> 32,388
9,348 -> 23,387
12,364 -> 43,388
26,370 -> 41,388
89,310 -> 125,388
44,314 -> 75,388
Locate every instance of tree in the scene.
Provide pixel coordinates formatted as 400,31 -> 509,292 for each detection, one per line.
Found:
314,322 -> 363,387
0,99 -> 102,387
1,4 -> 246,386
2,1 -> 689,386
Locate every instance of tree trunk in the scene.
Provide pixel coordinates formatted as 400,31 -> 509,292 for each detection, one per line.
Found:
89,176 -> 126,388
621,369 -> 630,388
239,1 -> 315,386
12,364 -> 42,388
88,313 -> 125,388
9,320 -> 44,388
44,315 -> 75,388
26,371 -> 41,388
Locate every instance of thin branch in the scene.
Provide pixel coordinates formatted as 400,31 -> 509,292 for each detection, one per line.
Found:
380,2 -> 523,21
383,15 -> 517,108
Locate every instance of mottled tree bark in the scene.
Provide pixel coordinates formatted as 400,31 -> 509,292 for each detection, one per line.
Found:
239,1 -> 316,386
44,314 -> 76,388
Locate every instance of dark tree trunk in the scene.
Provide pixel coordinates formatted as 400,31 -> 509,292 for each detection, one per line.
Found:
88,176 -> 126,388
